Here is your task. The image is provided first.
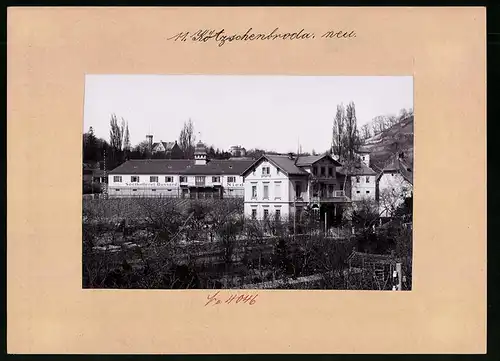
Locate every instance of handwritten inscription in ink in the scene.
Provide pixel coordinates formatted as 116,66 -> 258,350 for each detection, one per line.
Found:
167,27 -> 356,47
204,291 -> 259,306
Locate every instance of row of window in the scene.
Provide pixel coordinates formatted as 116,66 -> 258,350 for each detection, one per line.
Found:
251,208 -> 280,220
356,176 -> 371,183
312,166 -> 335,177
356,190 -> 371,194
113,175 -> 237,183
251,181 -> 282,200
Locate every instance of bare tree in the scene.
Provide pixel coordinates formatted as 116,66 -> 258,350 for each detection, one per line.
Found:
178,118 -> 196,158
360,123 -> 372,141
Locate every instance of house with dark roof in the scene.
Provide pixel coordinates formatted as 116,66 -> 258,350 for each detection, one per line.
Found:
339,162 -> 377,202
107,141 -> 253,198
240,153 -> 350,223
376,154 -> 413,217
151,140 -> 183,158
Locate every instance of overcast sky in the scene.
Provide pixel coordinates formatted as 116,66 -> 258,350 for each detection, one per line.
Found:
83,75 -> 413,153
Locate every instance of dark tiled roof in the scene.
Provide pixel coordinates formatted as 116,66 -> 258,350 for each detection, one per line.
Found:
379,157 -> 413,185
339,163 -> 377,176
241,154 -> 309,177
152,141 -> 177,151
109,159 -> 254,175
355,146 -> 371,153
295,154 -> 342,167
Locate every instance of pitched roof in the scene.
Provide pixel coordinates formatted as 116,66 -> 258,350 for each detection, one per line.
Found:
295,154 -> 342,167
152,141 -> 177,151
379,157 -> 413,185
108,159 -> 254,175
355,146 -> 371,154
339,163 -> 377,176
241,154 -> 309,177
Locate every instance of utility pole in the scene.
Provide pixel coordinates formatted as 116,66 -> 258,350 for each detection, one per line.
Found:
103,149 -> 107,200
324,211 -> 327,235
392,262 -> 403,291
293,197 -> 296,240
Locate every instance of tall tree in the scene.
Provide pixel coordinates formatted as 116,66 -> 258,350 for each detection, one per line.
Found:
109,114 -> 123,151
332,104 -> 345,161
178,118 -> 196,158
83,126 -> 98,162
123,121 -> 131,153
345,101 -> 359,162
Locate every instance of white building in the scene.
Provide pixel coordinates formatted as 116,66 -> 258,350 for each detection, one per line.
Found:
107,141 -> 253,198
241,154 -> 350,223
376,156 -> 413,217
343,163 -> 377,202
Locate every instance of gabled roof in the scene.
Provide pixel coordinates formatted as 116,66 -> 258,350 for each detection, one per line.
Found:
108,159 -> 254,176
339,163 -> 377,176
295,154 -> 342,167
152,141 -> 177,152
241,154 -> 309,177
355,146 -> 371,154
378,157 -> 413,185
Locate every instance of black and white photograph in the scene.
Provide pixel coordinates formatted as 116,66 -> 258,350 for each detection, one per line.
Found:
82,75 -> 414,290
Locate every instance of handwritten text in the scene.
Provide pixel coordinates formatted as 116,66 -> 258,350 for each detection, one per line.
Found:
167,28 -> 356,47
204,291 -> 259,306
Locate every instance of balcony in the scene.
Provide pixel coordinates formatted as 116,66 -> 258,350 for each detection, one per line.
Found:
310,190 -> 350,203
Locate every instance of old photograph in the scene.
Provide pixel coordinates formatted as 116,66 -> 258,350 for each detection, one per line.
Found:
82,75 -> 414,290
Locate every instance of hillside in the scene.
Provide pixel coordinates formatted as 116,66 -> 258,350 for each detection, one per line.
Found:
362,115 -> 414,172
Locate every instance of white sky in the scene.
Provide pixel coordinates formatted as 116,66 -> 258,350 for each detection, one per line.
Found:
83,75 -> 413,153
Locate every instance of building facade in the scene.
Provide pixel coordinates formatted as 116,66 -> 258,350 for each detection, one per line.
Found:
241,154 -> 350,223
376,156 -> 413,217
107,142 -> 253,198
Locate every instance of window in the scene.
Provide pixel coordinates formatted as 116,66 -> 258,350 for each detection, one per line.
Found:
362,156 -> 365,160
227,176 -> 236,183
275,209 -> 281,219
263,209 -> 269,220
113,176 -> 122,182
274,182 -> 281,199
212,176 -> 221,183
252,185 -> 257,199
356,190 -> 360,194
263,184 -> 269,199
366,190 -> 370,194
320,167 -> 326,176
328,184 -> 334,195
115,189 -> 120,192
195,176 -> 206,186
356,176 -> 360,183
262,166 -> 270,175
133,189 -> 138,192
152,189 -> 157,192
165,176 -> 173,182
179,176 -> 187,183
150,176 -> 158,182
366,176 -> 370,183
251,209 -> 257,219
131,176 -> 140,182
328,167 -> 333,177
295,182 -> 302,199
312,167 -> 317,176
